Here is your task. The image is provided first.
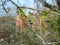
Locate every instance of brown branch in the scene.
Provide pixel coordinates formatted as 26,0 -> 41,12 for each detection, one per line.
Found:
10,0 -> 60,16
10,0 -> 42,11
27,23 -> 60,45
2,0 -> 7,13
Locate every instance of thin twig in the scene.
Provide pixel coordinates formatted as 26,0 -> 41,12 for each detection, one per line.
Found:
27,21 -> 60,45
2,0 -> 7,13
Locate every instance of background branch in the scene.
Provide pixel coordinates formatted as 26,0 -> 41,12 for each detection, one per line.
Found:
2,0 -> 7,13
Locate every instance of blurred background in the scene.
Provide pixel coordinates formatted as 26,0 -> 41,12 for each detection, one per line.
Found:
0,0 -> 60,45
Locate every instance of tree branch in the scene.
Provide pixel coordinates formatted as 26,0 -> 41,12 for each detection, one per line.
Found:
2,0 -> 7,13
27,22 -> 60,45
10,0 -> 60,16
10,0 -> 42,11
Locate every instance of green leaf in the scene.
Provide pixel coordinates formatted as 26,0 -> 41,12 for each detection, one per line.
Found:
56,42 -> 60,45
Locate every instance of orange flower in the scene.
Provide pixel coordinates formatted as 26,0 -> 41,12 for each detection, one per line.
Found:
40,16 -> 45,31
16,15 -> 26,33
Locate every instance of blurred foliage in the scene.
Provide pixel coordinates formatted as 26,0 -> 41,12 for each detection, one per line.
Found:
0,0 -> 60,45
0,9 -> 60,45
56,42 -> 60,45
